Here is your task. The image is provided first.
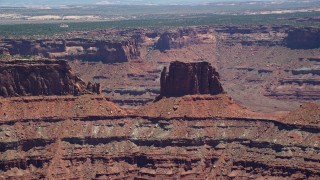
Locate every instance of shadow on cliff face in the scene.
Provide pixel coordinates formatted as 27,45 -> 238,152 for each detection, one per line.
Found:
0,38 -> 140,64
284,28 -> 320,49
0,60 -> 100,97
0,59 -> 319,179
157,61 -> 224,100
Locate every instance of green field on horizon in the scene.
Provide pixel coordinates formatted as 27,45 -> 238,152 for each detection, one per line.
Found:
0,12 -> 319,37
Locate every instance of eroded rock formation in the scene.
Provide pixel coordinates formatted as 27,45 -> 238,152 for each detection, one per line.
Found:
0,38 -> 140,63
215,25 -> 289,46
282,102 -> 320,126
154,27 -> 215,52
0,60 -> 100,97
0,57 -> 319,179
0,95 -> 319,179
160,61 -> 224,98
284,28 -> 320,49
0,25 -> 320,179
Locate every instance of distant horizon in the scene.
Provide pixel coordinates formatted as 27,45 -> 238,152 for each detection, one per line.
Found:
0,0 -> 284,7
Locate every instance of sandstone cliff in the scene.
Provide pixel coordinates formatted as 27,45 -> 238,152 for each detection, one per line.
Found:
0,94 -> 319,179
284,28 -> 320,49
0,60 -> 100,97
215,25 -> 288,46
0,58 -> 319,179
154,27 -> 215,52
0,38 -> 140,63
160,61 -> 224,98
153,26 -> 319,51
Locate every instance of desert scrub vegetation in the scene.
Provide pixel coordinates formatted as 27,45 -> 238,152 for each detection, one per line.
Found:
0,11 -> 319,38
0,54 -> 44,61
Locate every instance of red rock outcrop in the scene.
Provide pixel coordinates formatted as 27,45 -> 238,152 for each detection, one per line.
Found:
155,28 -> 195,52
0,38 -> 140,63
139,94 -> 262,118
0,60 -> 100,97
0,94 -> 319,179
0,59 -> 319,179
160,61 -> 224,98
154,27 -> 214,52
266,77 -> 320,101
215,25 -> 289,46
0,26 -> 320,179
281,103 -> 320,126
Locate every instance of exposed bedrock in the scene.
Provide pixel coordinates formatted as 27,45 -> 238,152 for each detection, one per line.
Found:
0,111 -> 319,179
215,25 -> 320,49
0,38 -> 140,63
154,26 -> 215,52
1,26 -> 319,64
0,25 -> 320,179
267,77 -> 320,101
266,65 -> 320,101
284,28 -> 320,49
215,25 -> 289,46
160,61 -> 224,98
0,55 -> 319,179
153,25 -> 320,51
0,60 -> 100,97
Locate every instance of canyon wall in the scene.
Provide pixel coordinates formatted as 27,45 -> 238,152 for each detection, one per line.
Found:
284,28 -> 320,49
0,97 -> 319,179
0,59 -> 319,179
1,26 -> 318,64
154,26 -> 215,52
0,38 -> 140,63
153,25 -> 320,51
153,25 -> 288,50
0,60 -> 100,97
215,25 -> 288,47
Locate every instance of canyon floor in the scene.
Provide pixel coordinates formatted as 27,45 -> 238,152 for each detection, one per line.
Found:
64,26 -> 320,112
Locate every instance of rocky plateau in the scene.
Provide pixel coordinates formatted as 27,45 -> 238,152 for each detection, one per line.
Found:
1,25 -> 320,110
0,60 -> 319,179
0,24 -> 320,179
62,25 -> 319,111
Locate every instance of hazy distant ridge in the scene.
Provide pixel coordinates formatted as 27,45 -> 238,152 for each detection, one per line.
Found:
0,0 -> 277,7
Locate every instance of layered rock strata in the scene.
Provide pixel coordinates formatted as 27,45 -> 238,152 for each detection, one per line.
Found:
0,38 -> 140,63
154,27 -> 215,52
2,26 -> 320,108
215,25 -> 288,47
0,60 -> 100,97
284,28 -> 320,49
0,58 -> 319,179
267,77 -> 320,101
160,61 -> 224,98
0,96 -> 319,179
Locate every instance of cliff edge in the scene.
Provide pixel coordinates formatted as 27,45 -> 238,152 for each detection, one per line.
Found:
159,61 -> 224,98
0,60 -> 100,97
